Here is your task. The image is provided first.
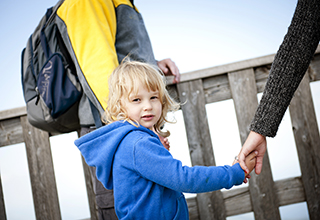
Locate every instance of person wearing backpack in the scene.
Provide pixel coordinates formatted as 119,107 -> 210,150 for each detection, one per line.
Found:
56,0 -> 180,219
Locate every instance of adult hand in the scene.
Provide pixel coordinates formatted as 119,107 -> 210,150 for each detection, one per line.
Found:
157,58 -> 180,83
238,131 -> 267,175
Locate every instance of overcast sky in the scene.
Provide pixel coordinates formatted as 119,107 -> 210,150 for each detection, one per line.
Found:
0,0 -> 317,219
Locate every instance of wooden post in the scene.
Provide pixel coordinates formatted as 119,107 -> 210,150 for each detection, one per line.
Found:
20,116 -> 61,220
289,74 -> 320,220
228,68 -> 280,220
81,156 -> 98,220
77,130 -> 98,220
0,173 -> 6,220
177,79 -> 226,220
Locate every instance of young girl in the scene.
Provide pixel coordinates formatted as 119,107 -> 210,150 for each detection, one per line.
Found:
75,60 -> 256,219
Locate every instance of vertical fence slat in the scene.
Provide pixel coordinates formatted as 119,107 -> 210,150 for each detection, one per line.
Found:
0,173 -> 6,220
77,130 -> 98,220
228,68 -> 280,220
177,79 -> 226,220
289,74 -> 320,220
20,116 -> 61,220
81,156 -> 98,220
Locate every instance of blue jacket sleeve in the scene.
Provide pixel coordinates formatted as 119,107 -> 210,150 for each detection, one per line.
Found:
133,135 -> 244,193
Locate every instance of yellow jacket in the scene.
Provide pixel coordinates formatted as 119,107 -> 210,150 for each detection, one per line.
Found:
56,0 -> 156,124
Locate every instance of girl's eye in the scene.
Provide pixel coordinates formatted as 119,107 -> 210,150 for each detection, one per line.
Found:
132,98 -> 140,102
151,96 -> 158,100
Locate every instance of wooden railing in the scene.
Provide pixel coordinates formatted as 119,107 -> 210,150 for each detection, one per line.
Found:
1,46 -> 320,220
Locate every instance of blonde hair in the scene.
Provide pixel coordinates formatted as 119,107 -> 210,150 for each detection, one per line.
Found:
102,60 -> 180,137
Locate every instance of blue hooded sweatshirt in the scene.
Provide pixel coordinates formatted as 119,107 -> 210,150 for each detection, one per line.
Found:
75,121 -> 245,219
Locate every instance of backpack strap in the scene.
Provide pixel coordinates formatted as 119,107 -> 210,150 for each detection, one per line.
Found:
44,0 -> 65,29
40,0 -> 65,59
89,98 -> 103,128
40,28 -> 52,59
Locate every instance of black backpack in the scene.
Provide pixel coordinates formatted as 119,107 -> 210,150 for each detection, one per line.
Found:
21,0 -> 82,135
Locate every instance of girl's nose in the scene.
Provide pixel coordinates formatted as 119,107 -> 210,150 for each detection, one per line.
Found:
143,101 -> 152,111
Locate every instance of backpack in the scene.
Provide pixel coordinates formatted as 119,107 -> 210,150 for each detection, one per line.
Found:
21,0 -> 82,135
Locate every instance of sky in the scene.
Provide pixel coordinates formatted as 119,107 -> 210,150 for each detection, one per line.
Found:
0,0 -> 318,219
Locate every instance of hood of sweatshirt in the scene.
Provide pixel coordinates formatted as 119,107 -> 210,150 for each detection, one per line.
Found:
74,121 -> 156,190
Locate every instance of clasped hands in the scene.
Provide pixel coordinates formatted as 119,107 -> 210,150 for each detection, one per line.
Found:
233,130 -> 267,183
233,150 -> 257,183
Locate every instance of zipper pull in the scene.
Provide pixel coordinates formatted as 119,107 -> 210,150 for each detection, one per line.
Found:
35,87 -> 40,105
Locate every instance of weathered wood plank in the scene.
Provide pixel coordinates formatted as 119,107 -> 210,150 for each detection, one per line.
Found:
0,117 -> 24,147
228,68 -> 280,220
169,51 -> 320,107
187,176 -> 306,219
223,187 -> 252,216
224,176 -> 306,216
203,74 -> 232,104
289,74 -> 320,220
228,68 -> 259,141
202,64 -> 271,105
177,79 -> 226,220
81,156 -> 98,220
168,66 -> 271,107
76,130 -> 98,220
0,173 -> 6,220
254,65 -> 270,93
167,54 -> 275,85
177,80 -> 216,168
187,196 -> 200,220
167,84 -> 180,104
0,106 -> 26,121
21,116 -> 61,220
275,177 -> 306,206
309,52 -> 320,82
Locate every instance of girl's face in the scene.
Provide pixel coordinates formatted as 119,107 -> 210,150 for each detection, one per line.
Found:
121,81 -> 162,129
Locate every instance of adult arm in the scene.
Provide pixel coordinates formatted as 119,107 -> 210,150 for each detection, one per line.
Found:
239,0 -> 320,174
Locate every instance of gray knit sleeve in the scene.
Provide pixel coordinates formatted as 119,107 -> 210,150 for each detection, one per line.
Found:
250,0 -> 320,137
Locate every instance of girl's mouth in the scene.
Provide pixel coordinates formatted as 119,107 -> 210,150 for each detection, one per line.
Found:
142,114 -> 154,121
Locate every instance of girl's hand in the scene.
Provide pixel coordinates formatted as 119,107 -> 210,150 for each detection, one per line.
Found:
153,128 -> 170,151
245,151 -> 257,176
233,151 -> 257,183
159,136 -> 170,151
